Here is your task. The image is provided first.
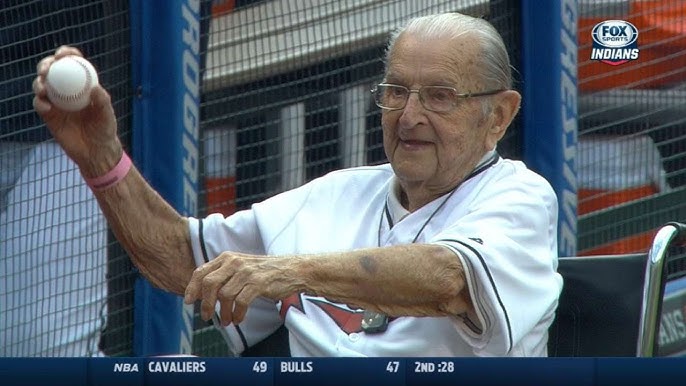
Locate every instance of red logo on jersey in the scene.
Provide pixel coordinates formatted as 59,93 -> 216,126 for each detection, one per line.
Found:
280,293 -> 305,319
281,294 -> 396,334
309,299 -> 365,334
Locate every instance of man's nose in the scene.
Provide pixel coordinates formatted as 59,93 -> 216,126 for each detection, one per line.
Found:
398,91 -> 426,124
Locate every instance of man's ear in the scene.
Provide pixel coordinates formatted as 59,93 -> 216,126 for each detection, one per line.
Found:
485,90 -> 521,148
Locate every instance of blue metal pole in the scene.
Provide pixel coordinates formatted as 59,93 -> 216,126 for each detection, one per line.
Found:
129,0 -> 200,355
520,0 -> 578,257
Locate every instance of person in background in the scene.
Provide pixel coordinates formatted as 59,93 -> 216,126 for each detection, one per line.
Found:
1,1 -> 108,357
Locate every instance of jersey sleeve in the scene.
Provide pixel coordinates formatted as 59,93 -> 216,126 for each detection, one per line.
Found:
431,168 -> 562,356
186,182 -> 317,354
188,213 -> 282,355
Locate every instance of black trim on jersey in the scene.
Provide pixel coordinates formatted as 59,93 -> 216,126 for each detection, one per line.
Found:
384,202 -> 393,228
459,314 -> 483,335
198,218 -> 250,351
465,151 -> 500,181
409,150 -> 499,242
381,152 -> 501,244
441,238 -> 513,353
198,218 -> 210,263
234,322 -> 249,352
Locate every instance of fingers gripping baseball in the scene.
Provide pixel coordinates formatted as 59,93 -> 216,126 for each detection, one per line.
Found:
33,46 -> 119,165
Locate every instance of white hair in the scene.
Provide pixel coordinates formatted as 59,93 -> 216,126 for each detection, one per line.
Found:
384,12 -> 513,92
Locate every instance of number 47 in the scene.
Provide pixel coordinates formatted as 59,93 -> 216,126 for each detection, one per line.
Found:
386,361 -> 399,373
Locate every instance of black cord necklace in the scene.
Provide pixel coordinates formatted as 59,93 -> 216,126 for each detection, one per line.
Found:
364,152 -> 500,334
376,152 -> 500,247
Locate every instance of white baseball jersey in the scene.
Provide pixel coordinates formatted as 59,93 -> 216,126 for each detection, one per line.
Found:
188,154 -> 562,357
1,142 -> 107,357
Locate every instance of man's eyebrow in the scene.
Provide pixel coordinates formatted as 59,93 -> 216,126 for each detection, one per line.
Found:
421,73 -> 461,87
384,72 -> 459,88
383,70 -> 463,89
383,73 -> 401,83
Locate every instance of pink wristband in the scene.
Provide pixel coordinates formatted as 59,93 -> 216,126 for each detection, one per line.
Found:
85,151 -> 132,191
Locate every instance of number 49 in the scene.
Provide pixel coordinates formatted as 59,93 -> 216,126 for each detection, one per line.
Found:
253,361 -> 268,373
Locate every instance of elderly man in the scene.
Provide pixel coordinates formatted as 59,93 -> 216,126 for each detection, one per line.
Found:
33,12 -> 562,357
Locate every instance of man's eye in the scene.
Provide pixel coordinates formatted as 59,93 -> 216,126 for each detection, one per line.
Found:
390,87 -> 406,97
427,88 -> 453,102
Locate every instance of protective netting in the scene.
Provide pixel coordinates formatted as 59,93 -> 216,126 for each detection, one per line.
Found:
577,0 -> 686,357
576,1 -> 686,267
0,0 -> 135,356
3,0 -> 685,359
193,0 -> 520,356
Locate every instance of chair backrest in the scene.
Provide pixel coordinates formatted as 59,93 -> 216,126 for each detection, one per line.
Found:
548,253 -> 648,356
241,325 -> 290,357
549,222 -> 686,357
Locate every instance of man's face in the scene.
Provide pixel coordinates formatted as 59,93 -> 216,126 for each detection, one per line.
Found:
382,34 -> 497,193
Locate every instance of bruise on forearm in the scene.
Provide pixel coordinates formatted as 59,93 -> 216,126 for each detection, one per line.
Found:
300,244 -> 473,318
359,255 -> 379,275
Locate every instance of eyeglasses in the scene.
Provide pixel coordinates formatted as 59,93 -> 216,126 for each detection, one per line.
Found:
371,83 -> 506,113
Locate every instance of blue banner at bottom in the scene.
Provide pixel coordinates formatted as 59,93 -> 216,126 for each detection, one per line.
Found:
0,357 -> 684,386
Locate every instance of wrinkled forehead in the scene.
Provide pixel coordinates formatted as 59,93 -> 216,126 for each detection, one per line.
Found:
385,32 -> 483,88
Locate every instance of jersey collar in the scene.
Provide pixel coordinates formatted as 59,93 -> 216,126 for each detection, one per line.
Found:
386,149 -> 500,227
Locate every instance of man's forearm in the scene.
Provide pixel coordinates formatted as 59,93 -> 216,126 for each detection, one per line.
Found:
295,244 -> 473,317
91,164 -> 196,295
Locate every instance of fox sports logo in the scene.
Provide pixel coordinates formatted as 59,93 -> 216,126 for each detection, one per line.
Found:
590,20 -> 639,65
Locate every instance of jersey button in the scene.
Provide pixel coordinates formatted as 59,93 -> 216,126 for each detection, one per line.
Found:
349,332 -> 361,342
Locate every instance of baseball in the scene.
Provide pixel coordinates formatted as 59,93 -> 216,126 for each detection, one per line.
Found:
45,55 -> 99,112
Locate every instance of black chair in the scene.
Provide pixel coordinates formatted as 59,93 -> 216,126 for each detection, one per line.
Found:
241,325 -> 290,357
548,222 -> 686,357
